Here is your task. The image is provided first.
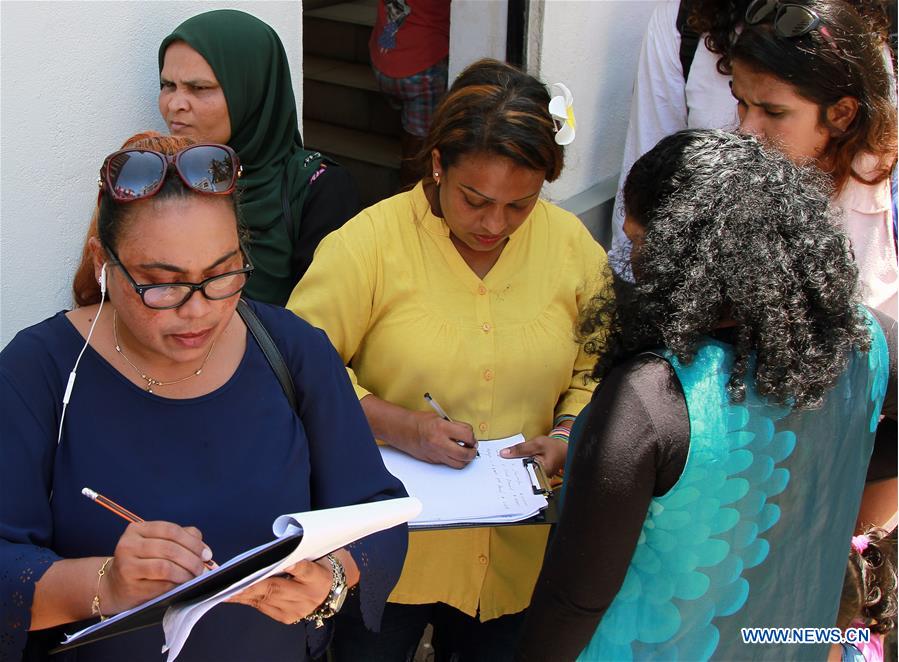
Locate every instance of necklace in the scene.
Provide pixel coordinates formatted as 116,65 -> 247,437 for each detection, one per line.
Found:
113,310 -> 218,393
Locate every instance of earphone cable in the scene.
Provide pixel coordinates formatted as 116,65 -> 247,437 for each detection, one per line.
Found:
57,283 -> 106,446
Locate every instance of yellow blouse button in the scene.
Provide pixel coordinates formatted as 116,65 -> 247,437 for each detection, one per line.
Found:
484,369 -> 494,381
478,555 -> 488,565
482,323 -> 491,333
479,422 -> 488,432
478,285 -> 487,295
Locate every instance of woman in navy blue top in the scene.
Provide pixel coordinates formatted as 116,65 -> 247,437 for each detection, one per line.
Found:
0,132 -> 408,661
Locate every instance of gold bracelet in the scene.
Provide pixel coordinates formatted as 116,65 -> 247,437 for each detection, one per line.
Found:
90,557 -> 113,620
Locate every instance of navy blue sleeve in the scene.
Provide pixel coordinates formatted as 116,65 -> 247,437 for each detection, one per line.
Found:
249,302 -> 408,645
0,325 -> 65,660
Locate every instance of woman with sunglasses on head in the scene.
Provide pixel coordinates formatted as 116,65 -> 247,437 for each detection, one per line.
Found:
517,129 -> 896,662
0,132 -> 408,661
609,0 -> 892,275
288,59 -> 607,660
731,0 -> 897,318
157,9 -> 359,306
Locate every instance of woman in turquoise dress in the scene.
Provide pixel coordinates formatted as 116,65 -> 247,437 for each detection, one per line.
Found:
517,129 -> 896,661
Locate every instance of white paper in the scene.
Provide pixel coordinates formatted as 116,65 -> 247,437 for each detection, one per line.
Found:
62,497 -> 421,661
379,435 -> 549,527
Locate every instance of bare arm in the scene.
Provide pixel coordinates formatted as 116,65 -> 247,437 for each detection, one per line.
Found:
360,394 -> 478,469
31,521 -> 211,630
30,557 -> 107,630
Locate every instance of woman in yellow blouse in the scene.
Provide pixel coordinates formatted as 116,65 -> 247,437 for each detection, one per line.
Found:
288,58 -> 608,661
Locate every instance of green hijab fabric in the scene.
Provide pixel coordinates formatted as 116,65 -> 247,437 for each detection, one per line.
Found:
159,10 -> 323,304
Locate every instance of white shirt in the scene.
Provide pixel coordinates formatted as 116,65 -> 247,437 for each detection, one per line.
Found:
610,2 -> 739,272
836,155 -> 898,318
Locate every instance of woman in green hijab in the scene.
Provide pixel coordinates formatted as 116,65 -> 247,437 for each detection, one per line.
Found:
158,9 -> 359,305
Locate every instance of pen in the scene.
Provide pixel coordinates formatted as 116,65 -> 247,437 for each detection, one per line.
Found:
423,393 -> 479,457
81,487 -> 215,570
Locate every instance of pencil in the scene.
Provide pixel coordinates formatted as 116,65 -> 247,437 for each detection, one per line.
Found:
81,487 -> 215,570
423,393 -> 479,457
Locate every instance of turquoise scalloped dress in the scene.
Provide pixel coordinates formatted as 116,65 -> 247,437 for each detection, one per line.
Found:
571,310 -> 889,661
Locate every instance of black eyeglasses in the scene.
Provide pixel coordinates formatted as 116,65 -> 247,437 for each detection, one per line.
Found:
104,244 -> 254,310
745,0 -> 825,37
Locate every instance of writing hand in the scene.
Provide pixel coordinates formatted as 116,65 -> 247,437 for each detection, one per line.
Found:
104,521 -> 212,614
410,412 -> 478,469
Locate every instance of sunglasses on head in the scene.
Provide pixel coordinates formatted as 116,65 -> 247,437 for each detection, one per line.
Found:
745,0 -> 823,37
98,143 -> 241,203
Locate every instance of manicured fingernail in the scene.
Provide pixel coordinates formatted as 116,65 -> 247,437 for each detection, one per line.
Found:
202,547 -> 213,561
500,449 -> 510,457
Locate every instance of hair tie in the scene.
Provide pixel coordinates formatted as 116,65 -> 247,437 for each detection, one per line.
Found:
851,534 -> 869,554
548,83 -> 576,146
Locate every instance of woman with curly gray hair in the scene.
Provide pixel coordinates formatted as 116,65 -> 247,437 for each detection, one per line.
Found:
516,129 -> 896,662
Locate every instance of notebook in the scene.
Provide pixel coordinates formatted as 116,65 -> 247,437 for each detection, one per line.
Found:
53,497 -> 422,661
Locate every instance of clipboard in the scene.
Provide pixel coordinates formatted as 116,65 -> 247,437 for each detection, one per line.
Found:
523,456 -> 553,497
379,436 -> 557,530
413,458 -> 557,530
50,532 -> 303,654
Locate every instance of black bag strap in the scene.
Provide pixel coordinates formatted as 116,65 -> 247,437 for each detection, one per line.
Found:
236,298 -> 298,411
676,0 -> 700,83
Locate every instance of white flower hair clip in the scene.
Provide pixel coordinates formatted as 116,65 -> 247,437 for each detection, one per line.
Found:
548,83 -> 575,146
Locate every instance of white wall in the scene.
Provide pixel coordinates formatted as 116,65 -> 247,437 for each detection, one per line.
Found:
529,0 -> 663,203
448,0 -> 508,82
0,1 -> 302,348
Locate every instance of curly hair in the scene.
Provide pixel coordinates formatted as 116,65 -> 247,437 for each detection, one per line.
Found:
686,0 -> 752,73
579,129 -> 871,408
688,0 -> 891,74
838,526 -> 898,634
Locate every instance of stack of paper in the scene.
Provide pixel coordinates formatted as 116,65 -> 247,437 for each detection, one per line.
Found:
379,435 -> 549,527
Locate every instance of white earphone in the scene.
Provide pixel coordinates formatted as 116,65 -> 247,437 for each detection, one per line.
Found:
56,262 -> 108,445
